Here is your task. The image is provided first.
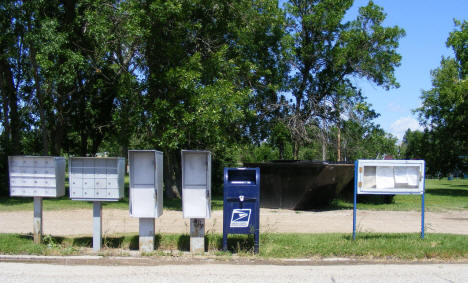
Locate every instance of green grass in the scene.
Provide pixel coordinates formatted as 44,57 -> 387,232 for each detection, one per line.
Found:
1,232 -> 467,260
0,175 -> 223,211
333,178 -> 468,211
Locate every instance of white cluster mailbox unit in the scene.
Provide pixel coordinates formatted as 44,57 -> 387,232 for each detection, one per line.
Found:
9,156 -> 66,197
69,157 -> 125,201
356,160 -> 425,195
8,155 -> 66,244
129,150 -> 163,218
181,150 -> 211,218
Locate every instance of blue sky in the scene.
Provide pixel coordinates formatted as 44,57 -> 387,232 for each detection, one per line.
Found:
346,0 -> 467,141
280,0 -> 467,141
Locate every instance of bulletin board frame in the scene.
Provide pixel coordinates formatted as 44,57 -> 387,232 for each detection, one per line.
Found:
353,160 -> 426,240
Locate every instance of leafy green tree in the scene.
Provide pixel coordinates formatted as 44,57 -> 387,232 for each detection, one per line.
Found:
142,0 -> 287,197
416,20 -> 468,175
283,0 -> 405,158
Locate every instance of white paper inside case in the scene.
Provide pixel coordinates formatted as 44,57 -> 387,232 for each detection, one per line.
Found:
407,166 -> 419,186
394,166 -> 408,184
363,166 -> 376,189
376,166 -> 395,189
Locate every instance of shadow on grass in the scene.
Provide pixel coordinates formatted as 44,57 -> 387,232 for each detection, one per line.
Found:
177,235 -> 190,251
17,234 -> 66,245
427,188 -> 468,197
73,236 -> 92,247
218,235 -> 255,253
0,197 -> 32,206
126,234 -> 162,250
177,234 -> 210,252
103,236 -> 125,248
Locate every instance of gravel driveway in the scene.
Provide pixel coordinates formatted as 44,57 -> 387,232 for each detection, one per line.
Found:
1,208 -> 468,236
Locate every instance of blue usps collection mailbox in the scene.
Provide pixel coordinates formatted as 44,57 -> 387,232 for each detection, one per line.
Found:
223,167 -> 260,253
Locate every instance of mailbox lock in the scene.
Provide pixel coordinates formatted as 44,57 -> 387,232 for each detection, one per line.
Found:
239,195 -> 244,202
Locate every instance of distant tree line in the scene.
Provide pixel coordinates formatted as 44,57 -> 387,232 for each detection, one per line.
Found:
0,0 -> 404,197
402,20 -> 467,177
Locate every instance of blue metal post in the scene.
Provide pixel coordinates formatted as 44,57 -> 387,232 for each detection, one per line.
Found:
421,168 -> 426,239
353,160 -> 358,240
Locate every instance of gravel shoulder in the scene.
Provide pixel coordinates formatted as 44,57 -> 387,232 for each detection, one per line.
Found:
1,208 -> 468,236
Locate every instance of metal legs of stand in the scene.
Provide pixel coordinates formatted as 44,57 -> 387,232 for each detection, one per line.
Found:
93,202 -> 102,252
139,218 -> 155,253
33,197 -> 43,244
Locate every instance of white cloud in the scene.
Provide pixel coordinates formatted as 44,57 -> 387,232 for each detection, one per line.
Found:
390,117 -> 423,141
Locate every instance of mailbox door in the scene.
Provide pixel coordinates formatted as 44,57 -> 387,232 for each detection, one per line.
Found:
224,198 -> 257,234
183,187 -> 208,218
129,151 -> 157,217
182,150 -> 211,218
131,188 -> 156,217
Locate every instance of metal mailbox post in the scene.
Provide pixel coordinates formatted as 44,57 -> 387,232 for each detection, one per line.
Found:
69,157 -> 125,251
9,156 -> 66,243
128,150 -> 163,253
181,150 -> 211,253
223,168 -> 260,253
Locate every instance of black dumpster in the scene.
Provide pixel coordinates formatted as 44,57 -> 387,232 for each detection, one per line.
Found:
244,161 -> 354,210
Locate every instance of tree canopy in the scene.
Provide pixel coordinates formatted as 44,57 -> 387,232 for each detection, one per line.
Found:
0,0 -> 404,197
412,20 -> 468,176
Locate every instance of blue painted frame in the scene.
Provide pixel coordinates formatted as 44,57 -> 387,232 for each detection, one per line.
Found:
352,160 -> 425,240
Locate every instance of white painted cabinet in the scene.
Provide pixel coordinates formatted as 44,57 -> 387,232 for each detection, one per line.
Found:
356,160 -> 425,195
129,150 -> 163,218
9,156 -> 66,198
181,150 -> 211,218
69,157 -> 125,201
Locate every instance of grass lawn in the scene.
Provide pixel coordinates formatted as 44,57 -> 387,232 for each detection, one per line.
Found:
0,232 -> 467,260
332,178 -> 468,211
0,177 -> 467,212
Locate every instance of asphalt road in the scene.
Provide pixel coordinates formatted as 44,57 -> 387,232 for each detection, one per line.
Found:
1,262 -> 467,283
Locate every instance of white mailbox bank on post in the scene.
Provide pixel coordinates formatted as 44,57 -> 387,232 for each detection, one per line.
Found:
128,150 -> 163,253
9,156 -> 66,243
69,157 -> 125,251
181,150 -> 211,253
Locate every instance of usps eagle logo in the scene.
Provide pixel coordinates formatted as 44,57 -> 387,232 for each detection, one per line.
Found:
230,209 -> 251,228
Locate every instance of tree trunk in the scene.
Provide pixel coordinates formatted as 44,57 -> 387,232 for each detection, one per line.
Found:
0,57 -> 11,153
0,55 -> 20,154
163,150 -> 181,199
337,125 -> 341,162
279,141 -> 284,160
321,132 -> 327,161
53,92 -> 65,155
293,140 -> 299,160
29,44 -> 48,155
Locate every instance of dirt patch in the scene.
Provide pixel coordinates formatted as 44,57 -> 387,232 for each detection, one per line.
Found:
1,209 -> 468,236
